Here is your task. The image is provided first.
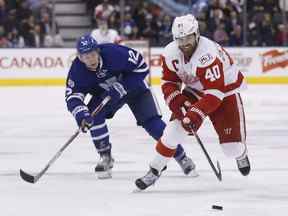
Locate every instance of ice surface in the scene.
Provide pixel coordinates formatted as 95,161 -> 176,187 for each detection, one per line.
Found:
0,85 -> 287,216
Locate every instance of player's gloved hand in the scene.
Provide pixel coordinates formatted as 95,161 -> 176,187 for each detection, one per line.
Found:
75,110 -> 94,133
169,94 -> 192,120
104,82 -> 127,106
181,107 -> 204,133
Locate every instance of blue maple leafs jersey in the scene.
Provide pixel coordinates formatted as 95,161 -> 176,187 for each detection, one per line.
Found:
65,43 -> 150,114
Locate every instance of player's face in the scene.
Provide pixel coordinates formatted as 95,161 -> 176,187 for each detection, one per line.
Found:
176,33 -> 197,59
79,51 -> 99,71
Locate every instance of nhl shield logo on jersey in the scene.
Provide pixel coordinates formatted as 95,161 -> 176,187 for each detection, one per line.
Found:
199,54 -> 213,65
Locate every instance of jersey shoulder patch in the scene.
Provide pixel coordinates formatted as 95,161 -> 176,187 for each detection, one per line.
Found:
195,37 -> 218,68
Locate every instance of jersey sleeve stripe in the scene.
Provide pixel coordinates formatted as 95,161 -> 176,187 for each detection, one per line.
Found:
66,93 -> 85,102
71,105 -> 89,117
133,65 -> 149,73
204,89 -> 225,100
137,58 -> 146,68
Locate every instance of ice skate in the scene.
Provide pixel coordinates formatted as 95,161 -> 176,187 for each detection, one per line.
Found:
236,155 -> 250,176
176,155 -> 199,177
135,166 -> 167,190
95,154 -> 114,179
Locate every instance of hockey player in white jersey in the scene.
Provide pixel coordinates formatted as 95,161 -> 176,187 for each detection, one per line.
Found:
135,14 -> 250,190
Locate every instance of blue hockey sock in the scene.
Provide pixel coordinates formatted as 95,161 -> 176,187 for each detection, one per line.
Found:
93,140 -> 111,155
142,117 -> 165,140
174,144 -> 186,160
89,122 -> 111,155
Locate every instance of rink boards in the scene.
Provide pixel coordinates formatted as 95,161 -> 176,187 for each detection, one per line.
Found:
0,47 -> 288,86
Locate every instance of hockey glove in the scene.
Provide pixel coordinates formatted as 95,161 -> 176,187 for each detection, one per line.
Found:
75,109 -> 94,133
182,106 -> 205,133
168,94 -> 192,120
103,82 -> 127,107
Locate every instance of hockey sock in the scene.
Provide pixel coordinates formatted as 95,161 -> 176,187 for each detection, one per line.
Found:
142,117 -> 166,140
173,144 -> 186,160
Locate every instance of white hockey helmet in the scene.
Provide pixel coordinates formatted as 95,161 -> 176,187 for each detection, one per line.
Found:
172,14 -> 200,42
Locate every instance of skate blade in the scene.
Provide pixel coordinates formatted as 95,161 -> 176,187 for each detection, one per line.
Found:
97,170 -> 112,179
189,169 -> 200,177
132,188 -> 143,193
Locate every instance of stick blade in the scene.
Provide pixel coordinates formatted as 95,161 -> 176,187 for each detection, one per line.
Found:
20,169 -> 37,184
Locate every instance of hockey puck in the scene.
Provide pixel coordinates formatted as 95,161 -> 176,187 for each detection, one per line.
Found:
212,205 -> 223,210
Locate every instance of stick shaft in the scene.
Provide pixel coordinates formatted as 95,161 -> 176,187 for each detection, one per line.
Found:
190,128 -> 222,181
181,107 -> 222,181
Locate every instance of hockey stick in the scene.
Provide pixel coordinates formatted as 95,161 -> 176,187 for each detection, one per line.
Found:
181,107 -> 222,181
189,127 -> 222,181
20,96 -> 111,184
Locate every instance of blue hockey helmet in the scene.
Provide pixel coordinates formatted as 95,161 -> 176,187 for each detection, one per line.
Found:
76,34 -> 98,54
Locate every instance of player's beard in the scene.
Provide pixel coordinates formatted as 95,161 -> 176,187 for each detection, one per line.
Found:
179,43 -> 197,62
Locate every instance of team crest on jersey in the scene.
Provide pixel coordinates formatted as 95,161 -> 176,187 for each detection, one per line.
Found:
199,54 -> 213,65
96,69 -> 108,78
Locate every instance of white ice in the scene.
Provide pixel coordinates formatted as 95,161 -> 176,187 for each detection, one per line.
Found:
0,85 -> 287,216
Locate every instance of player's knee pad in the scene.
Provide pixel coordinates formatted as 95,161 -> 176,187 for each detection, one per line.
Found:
161,120 -> 187,149
220,142 -> 247,158
142,117 -> 166,140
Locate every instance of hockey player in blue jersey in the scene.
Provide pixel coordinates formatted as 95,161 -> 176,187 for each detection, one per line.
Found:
65,34 -> 198,179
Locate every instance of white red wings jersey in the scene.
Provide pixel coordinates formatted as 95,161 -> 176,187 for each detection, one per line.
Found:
91,29 -> 120,44
162,36 -> 246,101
